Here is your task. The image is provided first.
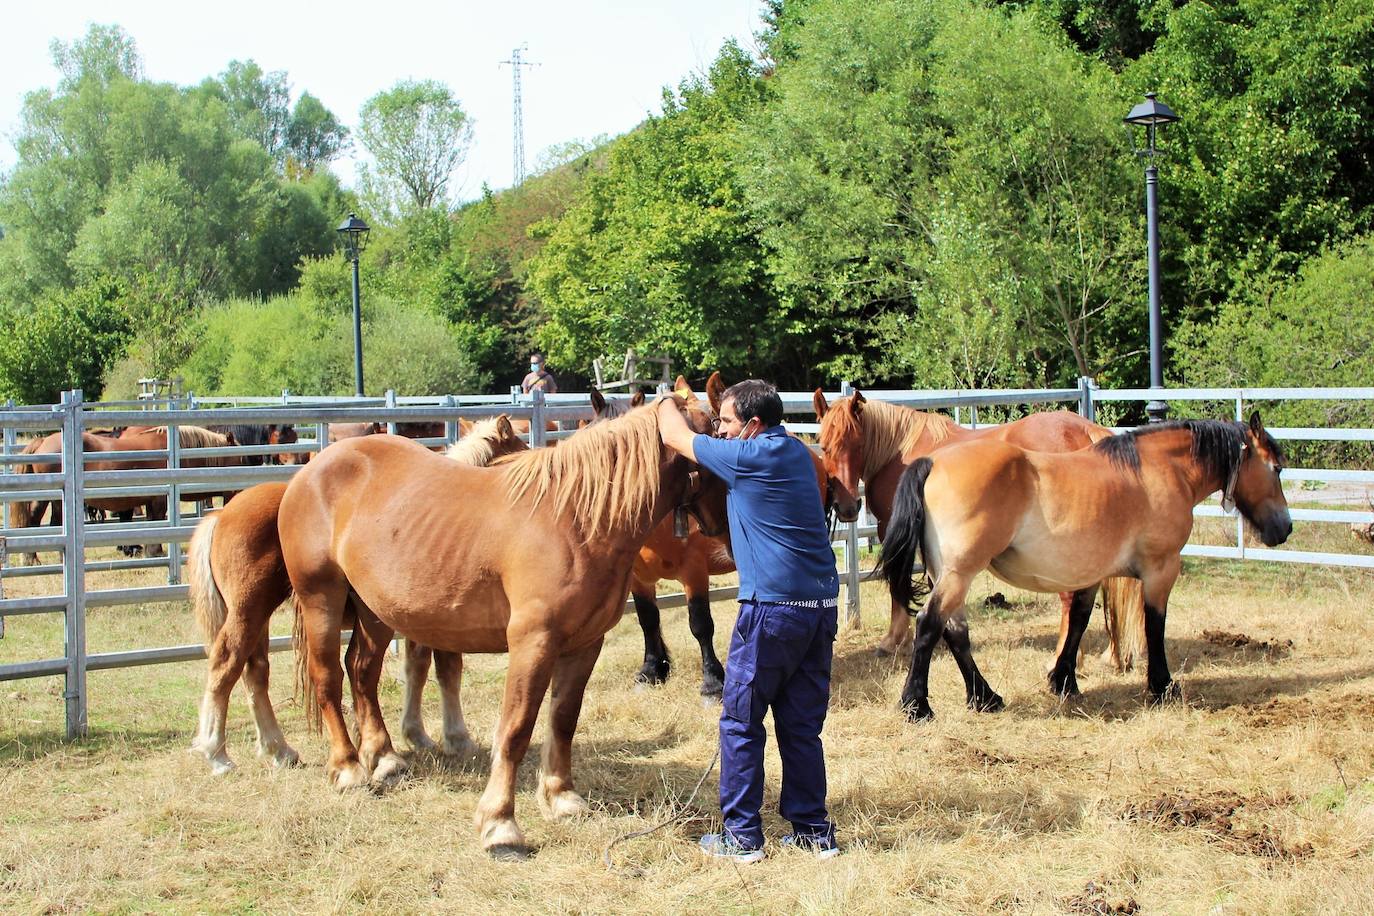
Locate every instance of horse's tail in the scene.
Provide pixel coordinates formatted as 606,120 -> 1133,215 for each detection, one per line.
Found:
187,512 -> 226,643
292,595 -> 321,733
880,457 -> 935,612
1101,577 -> 1146,672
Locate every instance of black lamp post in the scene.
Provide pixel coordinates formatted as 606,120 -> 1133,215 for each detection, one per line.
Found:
337,213 -> 371,397
1124,92 -> 1180,423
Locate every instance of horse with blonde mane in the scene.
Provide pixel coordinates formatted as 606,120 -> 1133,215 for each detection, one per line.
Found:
187,416 -> 529,774
7,425 -> 240,564
279,389 -> 725,857
813,391 -> 1147,688
880,414 -> 1291,720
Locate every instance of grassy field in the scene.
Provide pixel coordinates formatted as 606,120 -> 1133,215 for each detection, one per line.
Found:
2,533 -> 1373,913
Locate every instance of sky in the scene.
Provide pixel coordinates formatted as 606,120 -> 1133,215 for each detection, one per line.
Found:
0,0 -> 768,202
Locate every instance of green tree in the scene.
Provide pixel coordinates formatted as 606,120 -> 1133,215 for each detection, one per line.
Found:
527,43 -> 779,382
0,279 -> 131,404
286,92 -> 351,171
357,80 -> 474,218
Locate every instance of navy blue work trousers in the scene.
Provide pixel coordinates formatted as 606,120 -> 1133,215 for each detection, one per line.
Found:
719,598 -> 838,850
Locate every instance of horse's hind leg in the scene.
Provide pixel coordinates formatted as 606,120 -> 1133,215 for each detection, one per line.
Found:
942,612 -> 1003,712
297,584 -> 369,789
243,627 -> 299,768
537,636 -> 603,821
631,587 -> 671,686
1048,585 -> 1099,697
433,649 -> 478,759
344,595 -> 407,788
192,608 -> 266,774
400,639 -> 438,752
900,571 -> 973,722
474,631 -> 558,857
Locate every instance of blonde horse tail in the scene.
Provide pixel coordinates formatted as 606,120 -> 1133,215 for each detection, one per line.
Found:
292,594 -> 322,733
187,513 -> 226,643
1101,577 -> 1146,672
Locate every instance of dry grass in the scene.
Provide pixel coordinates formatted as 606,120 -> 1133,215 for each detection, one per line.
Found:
2,546 -> 1373,914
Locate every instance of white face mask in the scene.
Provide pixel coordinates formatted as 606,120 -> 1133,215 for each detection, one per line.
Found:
530,364 -> 541,373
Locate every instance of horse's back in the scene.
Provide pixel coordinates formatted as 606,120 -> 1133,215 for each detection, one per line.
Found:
988,410 -> 1107,452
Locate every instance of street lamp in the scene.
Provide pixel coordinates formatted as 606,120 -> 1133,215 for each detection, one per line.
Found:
337,212 -> 371,397
1124,92 -> 1180,423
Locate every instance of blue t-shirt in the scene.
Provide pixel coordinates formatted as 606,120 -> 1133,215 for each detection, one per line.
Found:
692,428 -> 839,603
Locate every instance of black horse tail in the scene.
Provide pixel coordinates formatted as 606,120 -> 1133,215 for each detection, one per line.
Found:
879,457 -> 935,613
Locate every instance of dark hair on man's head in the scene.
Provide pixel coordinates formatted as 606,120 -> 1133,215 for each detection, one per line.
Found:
722,380 -> 783,428
530,353 -> 544,363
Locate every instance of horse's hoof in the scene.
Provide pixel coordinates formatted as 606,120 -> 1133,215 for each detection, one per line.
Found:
260,744 -> 301,769
487,843 -> 531,862
1148,681 -> 1182,705
370,752 -> 409,789
330,761 -> 370,791
699,682 -> 724,702
970,693 -> 1004,713
873,645 -> 895,659
902,703 -> 935,723
538,787 -> 589,820
189,741 -> 236,775
404,730 -> 440,754
441,735 -> 479,760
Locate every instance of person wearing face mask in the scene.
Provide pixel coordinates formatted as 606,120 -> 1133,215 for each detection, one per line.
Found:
521,353 -> 557,394
656,379 -> 841,864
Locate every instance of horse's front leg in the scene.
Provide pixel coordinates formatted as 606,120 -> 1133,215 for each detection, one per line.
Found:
1048,585 -> 1099,698
400,639 -> 438,752
297,583 -> 368,789
474,630 -> 558,858
537,636 -> 604,820
1141,558 -> 1183,703
631,587 -> 671,686
433,649 -> 478,759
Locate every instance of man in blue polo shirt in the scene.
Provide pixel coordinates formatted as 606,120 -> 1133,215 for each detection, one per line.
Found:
657,380 -> 840,862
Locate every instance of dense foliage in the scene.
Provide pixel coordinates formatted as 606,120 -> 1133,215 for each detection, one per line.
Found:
1,4 -> 1370,408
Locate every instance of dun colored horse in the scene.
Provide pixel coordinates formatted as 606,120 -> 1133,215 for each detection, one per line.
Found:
187,416 -> 530,774
813,391 -> 1147,682
879,414 -> 1291,720
279,390 -> 725,856
7,426 -> 239,564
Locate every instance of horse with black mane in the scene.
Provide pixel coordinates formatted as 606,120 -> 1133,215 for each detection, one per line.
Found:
879,414 -> 1291,720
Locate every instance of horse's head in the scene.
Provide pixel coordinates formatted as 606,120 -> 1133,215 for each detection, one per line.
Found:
813,388 -> 864,523
489,415 -> 529,459
1233,411 -> 1292,547
662,375 -> 729,538
582,388 -> 644,428
268,424 -> 303,465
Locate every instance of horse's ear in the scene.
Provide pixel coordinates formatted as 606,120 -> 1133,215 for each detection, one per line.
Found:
673,374 -> 696,400
630,390 -> 645,407
589,388 -> 606,415
224,431 -> 238,446
851,390 -> 866,415
496,415 -> 515,438
813,388 -> 828,420
458,417 -> 473,434
1249,410 -> 1264,435
706,372 -> 726,415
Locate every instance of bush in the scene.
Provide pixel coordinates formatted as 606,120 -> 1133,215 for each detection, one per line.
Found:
0,279 -> 131,404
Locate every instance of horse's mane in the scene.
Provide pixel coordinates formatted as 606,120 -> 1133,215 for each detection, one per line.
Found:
444,417 -> 526,465
1093,420 -> 1283,484
501,404 -> 664,538
821,398 -> 957,480
142,425 -> 235,449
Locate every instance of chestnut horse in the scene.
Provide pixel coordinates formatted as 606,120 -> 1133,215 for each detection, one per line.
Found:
813,391 -> 1147,681
279,392 -> 725,857
7,425 -> 238,565
187,416 -> 529,774
585,377 -> 829,699
879,414 -> 1291,720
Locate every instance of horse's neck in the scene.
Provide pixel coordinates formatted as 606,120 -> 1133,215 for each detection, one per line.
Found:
1139,431 -> 1223,503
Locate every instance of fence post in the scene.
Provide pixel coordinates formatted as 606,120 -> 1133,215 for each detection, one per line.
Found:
315,422 -> 329,459
530,388 -> 548,448
61,389 -> 88,739
840,380 -> 854,398
2,399 -> 15,568
384,389 -> 398,436
1077,376 -> 1097,422
165,401 -> 182,585
836,382 -> 861,626
443,395 -> 459,447
0,536 -> 6,639
1235,393 -> 1246,558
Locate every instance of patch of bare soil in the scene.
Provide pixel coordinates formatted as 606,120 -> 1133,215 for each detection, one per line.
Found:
1063,881 -> 1140,915
1201,628 -> 1295,657
1240,692 -> 1374,728
1121,792 -> 1313,860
